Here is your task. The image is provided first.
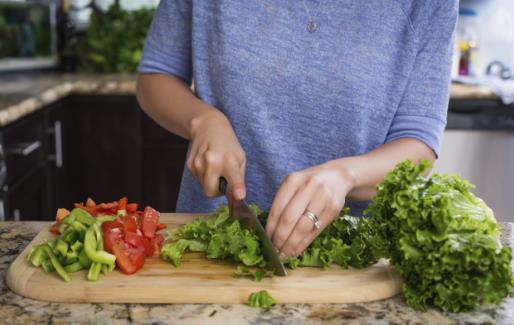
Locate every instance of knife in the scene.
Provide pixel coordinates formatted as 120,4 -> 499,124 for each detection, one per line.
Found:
218,177 -> 287,276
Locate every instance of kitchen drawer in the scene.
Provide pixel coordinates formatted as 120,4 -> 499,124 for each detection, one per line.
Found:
2,110 -> 45,185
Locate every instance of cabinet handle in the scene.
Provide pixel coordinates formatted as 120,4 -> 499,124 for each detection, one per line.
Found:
6,140 -> 41,156
48,121 -> 63,168
0,200 -> 4,222
54,121 -> 63,168
13,209 -> 20,221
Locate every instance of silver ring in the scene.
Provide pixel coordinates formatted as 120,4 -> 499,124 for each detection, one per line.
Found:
303,210 -> 321,230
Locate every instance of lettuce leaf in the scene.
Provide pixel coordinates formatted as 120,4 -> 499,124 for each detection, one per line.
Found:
366,160 -> 513,312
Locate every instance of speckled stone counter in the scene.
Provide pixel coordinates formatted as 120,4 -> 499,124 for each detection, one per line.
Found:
0,73 -> 136,127
1,222 -> 513,324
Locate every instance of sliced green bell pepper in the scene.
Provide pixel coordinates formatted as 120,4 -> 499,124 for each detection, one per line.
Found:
84,226 -> 115,266
71,208 -> 96,226
78,249 -> 92,268
64,262 -> 83,273
42,246 -> 71,282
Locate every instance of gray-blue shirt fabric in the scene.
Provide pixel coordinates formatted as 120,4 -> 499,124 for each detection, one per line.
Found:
139,1 -> 458,215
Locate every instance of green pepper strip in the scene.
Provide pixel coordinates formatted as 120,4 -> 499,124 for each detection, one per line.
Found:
64,261 -> 83,273
78,249 -> 92,268
71,208 -> 96,226
70,241 -> 83,252
55,239 -> 68,257
87,262 -> 102,281
42,245 -> 71,282
84,226 -> 115,266
27,245 -> 46,267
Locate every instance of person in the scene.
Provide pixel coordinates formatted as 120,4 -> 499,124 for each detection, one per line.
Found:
136,1 -> 458,259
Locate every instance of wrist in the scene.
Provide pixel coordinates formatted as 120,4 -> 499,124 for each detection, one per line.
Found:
188,107 -> 228,140
329,158 -> 358,192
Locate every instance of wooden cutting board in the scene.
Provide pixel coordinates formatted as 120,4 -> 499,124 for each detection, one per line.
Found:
6,214 -> 402,304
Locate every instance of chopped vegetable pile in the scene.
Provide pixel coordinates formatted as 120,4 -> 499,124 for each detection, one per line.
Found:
160,160 -> 514,312
366,160 -> 514,312
29,208 -> 116,282
247,290 -> 277,309
29,197 -> 165,281
160,204 -> 377,273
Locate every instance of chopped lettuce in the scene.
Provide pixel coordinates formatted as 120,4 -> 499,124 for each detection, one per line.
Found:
247,290 -> 277,309
366,160 -> 514,312
234,265 -> 274,282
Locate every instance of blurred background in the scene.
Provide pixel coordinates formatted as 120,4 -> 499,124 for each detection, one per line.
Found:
0,0 -> 513,222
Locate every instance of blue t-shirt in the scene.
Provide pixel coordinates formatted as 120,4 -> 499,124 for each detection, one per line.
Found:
139,1 -> 458,214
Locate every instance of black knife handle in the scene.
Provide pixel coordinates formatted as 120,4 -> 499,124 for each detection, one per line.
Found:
218,177 -> 228,195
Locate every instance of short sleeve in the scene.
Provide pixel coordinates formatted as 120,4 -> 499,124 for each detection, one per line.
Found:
138,0 -> 192,84
385,1 -> 458,156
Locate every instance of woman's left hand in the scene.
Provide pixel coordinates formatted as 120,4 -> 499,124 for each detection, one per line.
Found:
265,160 -> 355,258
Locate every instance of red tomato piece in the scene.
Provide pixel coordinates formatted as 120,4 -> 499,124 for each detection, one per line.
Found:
55,208 -> 71,224
152,234 -> 165,252
118,197 -> 128,211
86,198 -> 96,208
126,203 -> 138,213
125,232 -> 155,257
50,223 -> 60,235
156,223 -> 167,231
142,206 -> 160,238
101,220 -> 123,234
122,216 -> 138,234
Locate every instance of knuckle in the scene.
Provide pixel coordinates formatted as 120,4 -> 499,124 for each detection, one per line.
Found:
193,157 -> 203,170
203,150 -> 217,164
283,212 -> 298,225
285,172 -> 301,185
306,175 -> 322,188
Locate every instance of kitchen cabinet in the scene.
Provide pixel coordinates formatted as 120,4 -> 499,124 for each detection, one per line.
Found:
0,109 -> 49,221
42,95 -> 188,220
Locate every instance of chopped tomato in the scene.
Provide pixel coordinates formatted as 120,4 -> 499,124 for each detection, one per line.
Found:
104,230 -> 145,274
126,203 -> 138,213
156,223 -> 167,231
151,234 -> 165,253
122,216 -> 137,234
55,208 -> 71,224
125,232 -> 155,257
50,223 -> 61,235
142,206 -> 160,238
86,197 -> 96,208
118,197 -> 128,211
101,220 -> 123,234
96,201 -> 118,214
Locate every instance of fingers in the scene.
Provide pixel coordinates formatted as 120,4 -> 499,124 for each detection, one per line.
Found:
265,173 -> 303,238
277,191 -> 327,257
188,145 -> 246,199
270,178 -> 319,252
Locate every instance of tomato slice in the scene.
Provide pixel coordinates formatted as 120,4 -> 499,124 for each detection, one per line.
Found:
118,197 -> 128,211
125,232 -> 155,257
104,229 -> 145,274
142,206 -> 160,238
102,220 -> 123,233
122,216 -> 138,234
50,223 -> 61,235
86,198 -> 97,208
156,223 -> 167,231
55,208 -> 71,224
151,234 -> 165,253
126,203 -> 138,213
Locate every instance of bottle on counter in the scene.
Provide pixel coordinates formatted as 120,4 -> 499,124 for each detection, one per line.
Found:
456,8 -> 480,77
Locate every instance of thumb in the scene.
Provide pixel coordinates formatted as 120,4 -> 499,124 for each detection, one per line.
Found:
224,165 -> 246,200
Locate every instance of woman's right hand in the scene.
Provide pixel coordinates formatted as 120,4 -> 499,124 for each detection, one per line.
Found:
187,110 -> 247,200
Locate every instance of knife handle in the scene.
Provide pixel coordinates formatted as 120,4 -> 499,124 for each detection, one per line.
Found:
218,177 -> 228,195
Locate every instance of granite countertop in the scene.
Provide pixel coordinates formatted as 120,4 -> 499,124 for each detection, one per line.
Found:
1,222 -> 513,324
0,72 -> 501,128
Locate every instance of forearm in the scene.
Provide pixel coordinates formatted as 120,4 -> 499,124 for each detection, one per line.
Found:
136,73 -> 224,140
334,138 -> 436,201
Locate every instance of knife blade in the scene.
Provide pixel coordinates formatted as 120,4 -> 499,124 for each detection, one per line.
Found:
219,177 -> 287,276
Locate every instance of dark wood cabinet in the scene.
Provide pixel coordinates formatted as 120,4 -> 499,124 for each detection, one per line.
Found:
23,94 -> 189,220
0,109 -> 48,220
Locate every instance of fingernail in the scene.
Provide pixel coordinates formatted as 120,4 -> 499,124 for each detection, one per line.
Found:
234,188 -> 245,200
